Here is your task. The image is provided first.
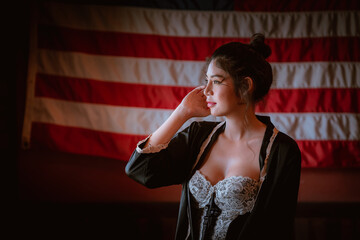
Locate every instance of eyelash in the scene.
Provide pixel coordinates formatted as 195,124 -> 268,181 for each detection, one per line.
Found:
205,79 -> 222,84
213,80 -> 221,84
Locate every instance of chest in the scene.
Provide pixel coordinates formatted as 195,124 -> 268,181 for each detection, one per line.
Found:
198,135 -> 262,184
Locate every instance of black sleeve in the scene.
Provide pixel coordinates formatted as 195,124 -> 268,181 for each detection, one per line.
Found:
233,134 -> 302,240
259,134 -> 302,239
125,121 -> 217,188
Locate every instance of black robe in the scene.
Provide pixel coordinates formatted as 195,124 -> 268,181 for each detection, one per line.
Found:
125,115 -> 301,239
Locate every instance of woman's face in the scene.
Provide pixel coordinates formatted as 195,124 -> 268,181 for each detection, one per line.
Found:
204,60 -> 242,117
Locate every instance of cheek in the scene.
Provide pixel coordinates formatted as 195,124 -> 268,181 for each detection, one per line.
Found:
220,90 -> 238,104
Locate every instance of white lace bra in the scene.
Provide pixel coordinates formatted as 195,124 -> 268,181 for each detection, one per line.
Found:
189,170 -> 260,240
135,121 -> 279,239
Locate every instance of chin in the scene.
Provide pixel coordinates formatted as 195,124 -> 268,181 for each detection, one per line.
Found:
210,109 -> 224,117
210,106 -> 233,117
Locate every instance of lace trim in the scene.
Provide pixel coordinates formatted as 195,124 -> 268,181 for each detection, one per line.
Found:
189,171 -> 259,240
135,135 -> 169,154
251,127 -> 279,213
191,121 -> 225,172
260,127 -> 279,181
187,126 -> 280,239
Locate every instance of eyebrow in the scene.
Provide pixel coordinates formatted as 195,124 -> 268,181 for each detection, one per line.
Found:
205,74 -> 226,79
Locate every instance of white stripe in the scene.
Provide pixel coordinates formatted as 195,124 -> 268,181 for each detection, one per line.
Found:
265,113 -> 360,141
31,98 -> 359,141
31,98 -> 222,135
38,50 -> 360,89
271,62 -> 360,89
32,98 -> 172,135
37,50 -> 206,87
40,2 -> 360,38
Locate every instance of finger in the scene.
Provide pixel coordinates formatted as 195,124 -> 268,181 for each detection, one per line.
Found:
195,86 -> 206,95
195,85 -> 205,91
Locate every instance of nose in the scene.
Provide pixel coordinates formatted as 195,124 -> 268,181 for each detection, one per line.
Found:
204,81 -> 213,96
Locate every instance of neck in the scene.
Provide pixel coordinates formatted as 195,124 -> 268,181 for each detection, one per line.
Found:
223,106 -> 265,141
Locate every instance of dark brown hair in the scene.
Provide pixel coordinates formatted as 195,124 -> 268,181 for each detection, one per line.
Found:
206,33 -> 273,107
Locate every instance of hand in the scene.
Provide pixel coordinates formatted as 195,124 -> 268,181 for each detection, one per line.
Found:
178,86 -> 210,118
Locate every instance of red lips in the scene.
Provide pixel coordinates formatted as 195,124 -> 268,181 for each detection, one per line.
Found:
207,101 -> 216,108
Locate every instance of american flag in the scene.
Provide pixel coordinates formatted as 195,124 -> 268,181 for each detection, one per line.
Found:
22,0 -> 360,168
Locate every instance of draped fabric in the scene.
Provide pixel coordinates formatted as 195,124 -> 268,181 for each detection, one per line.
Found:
22,0 -> 360,167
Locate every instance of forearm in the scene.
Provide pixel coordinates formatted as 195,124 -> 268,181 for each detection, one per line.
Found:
143,86 -> 209,148
144,105 -> 190,147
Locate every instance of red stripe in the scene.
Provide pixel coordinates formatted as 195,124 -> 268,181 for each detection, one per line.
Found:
31,122 -> 146,161
35,73 -> 191,109
31,122 -> 360,167
36,74 -> 360,113
38,25 -> 360,62
297,140 -> 360,168
257,88 -> 360,113
234,0 -> 360,11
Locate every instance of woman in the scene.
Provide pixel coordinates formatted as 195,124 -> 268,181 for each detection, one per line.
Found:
126,33 -> 301,240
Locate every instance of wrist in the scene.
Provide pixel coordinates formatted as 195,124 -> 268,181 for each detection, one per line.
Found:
174,104 -> 192,121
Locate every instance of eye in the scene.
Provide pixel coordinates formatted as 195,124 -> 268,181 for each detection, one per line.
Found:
204,79 -> 209,84
213,80 -> 222,84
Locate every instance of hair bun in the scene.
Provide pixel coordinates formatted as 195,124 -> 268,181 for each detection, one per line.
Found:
249,33 -> 272,59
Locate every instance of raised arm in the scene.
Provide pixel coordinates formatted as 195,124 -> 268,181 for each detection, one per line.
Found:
125,86 -> 212,188
144,86 -> 210,148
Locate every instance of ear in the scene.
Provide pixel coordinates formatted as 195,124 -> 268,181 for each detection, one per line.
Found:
237,77 -> 254,96
243,77 -> 254,94
236,77 -> 254,105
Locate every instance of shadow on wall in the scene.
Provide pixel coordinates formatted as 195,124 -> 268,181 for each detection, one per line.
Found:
14,201 -> 360,240
15,149 -> 360,240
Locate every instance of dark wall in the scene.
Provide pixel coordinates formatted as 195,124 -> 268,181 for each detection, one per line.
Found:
15,149 -> 360,239
4,1 -> 30,203
15,149 -> 360,203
